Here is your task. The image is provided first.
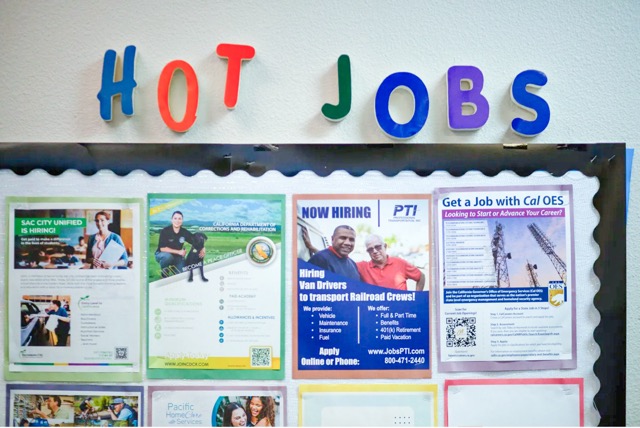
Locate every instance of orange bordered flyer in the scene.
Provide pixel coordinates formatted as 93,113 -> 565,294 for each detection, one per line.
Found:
292,194 -> 431,379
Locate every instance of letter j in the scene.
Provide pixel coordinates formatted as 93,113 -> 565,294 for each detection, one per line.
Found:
322,54 -> 352,121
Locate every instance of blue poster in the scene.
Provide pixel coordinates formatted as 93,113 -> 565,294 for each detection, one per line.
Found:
293,194 -> 431,378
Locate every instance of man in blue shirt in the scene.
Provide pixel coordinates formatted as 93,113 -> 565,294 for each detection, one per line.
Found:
46,300 -> 70,347
108,398 -> 137,427
307,225 -> 360,281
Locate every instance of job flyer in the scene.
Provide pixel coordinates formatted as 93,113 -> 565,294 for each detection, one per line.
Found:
435,185 -> 576,371
6,383 -> 143,427
444,378 -> 583,426
5,197 -> 142,382
293,194 -> 431,379
299,384 -> 437,426
147,194 -> 285,379
148,386 -> 286,426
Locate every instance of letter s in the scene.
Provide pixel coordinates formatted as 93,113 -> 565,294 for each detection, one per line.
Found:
510,69 -> 550,137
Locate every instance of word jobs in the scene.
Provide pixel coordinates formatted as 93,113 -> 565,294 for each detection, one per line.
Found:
322,55 -> 550,138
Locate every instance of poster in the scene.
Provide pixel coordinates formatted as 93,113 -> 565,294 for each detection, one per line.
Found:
299,384 -> 437,426
6,383 -> 143,427
444,378 -> 583,426
147,194 -> 285,379
148,386 -> 286,426
5,197 -> 142,382
293,194 -> 431,378
435,185 -> 576,371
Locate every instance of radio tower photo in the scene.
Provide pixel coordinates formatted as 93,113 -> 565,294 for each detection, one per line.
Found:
525,261 -> 540,287
491,222 -> 512,287
527,223 -> 567,284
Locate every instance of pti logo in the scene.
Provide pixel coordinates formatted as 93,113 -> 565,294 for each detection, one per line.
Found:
393,204 -> 418,217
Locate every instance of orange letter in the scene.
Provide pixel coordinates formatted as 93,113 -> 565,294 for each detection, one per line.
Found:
157,60 -> 199,132
216,43 -> 255,109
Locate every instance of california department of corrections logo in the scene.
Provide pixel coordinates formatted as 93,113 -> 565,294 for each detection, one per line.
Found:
548,281 -> 565,307
246,236 -> 276,266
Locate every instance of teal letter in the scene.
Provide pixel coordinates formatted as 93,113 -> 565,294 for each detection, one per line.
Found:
322,55 -> 351,121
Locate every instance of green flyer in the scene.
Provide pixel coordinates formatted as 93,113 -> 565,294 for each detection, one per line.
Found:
147,194 -> 285,379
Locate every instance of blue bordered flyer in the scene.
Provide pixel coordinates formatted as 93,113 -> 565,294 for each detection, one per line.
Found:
148,386 -> 286,426
147,194 -> 285,379
4,197 -> 142,382
6,383 -> 143,427
293,194 -> 431,379
435,185 -> 577,371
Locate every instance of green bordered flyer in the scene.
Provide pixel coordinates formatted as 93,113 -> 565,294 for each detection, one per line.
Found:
4,197 -> 143,382
147,194 -> 285,379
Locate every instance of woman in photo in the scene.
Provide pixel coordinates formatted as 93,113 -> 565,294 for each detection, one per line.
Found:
86,211 -> 128,269
222,402 -> 247,427
245,396 -> 275,427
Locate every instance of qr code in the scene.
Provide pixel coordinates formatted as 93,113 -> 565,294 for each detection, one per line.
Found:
115,347 -> 128,360
446,317 -> 476,347
250,346 -> 272,367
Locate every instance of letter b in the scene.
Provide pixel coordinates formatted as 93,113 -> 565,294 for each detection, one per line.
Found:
447,65 -> 489,130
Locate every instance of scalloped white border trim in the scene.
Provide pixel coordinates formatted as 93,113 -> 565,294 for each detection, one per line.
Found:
0,169 -> 601,426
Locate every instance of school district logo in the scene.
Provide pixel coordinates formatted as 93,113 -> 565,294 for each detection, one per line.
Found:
548,281 -> 565,307
246,237 -> 276,266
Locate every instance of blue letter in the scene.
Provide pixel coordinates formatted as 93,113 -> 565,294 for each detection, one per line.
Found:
375,72 -> 429,139
511,69 -> 550,136
97,45 -> 137,121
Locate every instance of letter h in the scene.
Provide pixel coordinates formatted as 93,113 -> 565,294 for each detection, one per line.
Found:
97,45 -> 137,121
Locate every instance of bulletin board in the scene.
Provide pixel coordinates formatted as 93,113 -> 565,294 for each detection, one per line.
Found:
0,142 -> 626,426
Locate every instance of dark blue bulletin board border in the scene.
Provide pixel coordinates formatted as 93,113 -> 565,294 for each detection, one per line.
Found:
0,142 -> 626,426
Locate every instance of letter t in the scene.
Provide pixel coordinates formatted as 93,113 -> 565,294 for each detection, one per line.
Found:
216,43 -> 255,109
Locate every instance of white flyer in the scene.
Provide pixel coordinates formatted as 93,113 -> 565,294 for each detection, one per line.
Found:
5,197 -> 142,381
435,185 -> 576,371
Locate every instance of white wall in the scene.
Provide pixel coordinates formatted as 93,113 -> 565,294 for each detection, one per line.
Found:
1,0 -> 638,424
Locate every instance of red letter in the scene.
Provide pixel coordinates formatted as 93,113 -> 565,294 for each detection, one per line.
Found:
216,43 -> 255,109
157,60 -> 199,132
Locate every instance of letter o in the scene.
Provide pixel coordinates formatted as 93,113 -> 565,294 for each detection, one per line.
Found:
157,60 -> 199,132
375,72 -> 429,139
